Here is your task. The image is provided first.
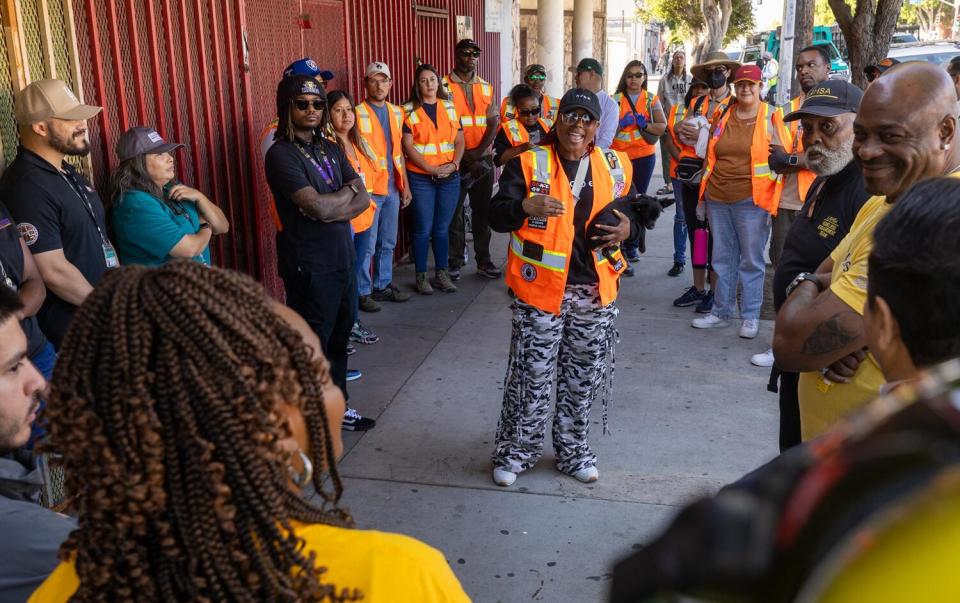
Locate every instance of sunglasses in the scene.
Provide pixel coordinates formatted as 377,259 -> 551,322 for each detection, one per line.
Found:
560,111 -> 595,126
293,99 -> 326,111
527,74 -> 546,81
518,107 -> 541,117
626,71 -> 646,78
460,49 -> 482,58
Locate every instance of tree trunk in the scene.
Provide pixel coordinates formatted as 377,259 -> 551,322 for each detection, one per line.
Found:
699,0 -> 733,59
828,0 -> 905,88
792,0 -> 816,96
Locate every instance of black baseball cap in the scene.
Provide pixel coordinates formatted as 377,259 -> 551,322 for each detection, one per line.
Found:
558,88 -> 601,120
456,38 -> 481,52
783,79 -> 863,122
116,126 -> 184,162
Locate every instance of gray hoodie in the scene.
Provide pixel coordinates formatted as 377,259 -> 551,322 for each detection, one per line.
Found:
0,450 -> 75,601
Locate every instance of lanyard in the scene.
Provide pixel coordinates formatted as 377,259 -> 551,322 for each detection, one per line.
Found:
0,259 -> 13,291
570,156 -> 590,203
59,169 -> 109,247
295,141 -> 336,187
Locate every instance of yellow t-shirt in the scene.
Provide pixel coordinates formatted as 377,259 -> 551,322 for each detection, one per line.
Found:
29,523 -> 471,602
798,195 -> 891,440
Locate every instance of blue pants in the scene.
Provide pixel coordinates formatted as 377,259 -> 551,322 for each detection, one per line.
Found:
27,341 -> 56,448
705,198 -> 771,320
408,171 -> 460,273
671,177 -> 687,265
372,190 -> 401,290
354,196 -> 382,297
623,154 -> 657,256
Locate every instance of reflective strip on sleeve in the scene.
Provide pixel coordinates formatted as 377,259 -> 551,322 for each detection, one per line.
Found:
509,233 -> 567,271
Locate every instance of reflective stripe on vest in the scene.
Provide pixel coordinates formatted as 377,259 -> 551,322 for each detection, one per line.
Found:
509,233 -> 567,272
505,120 -> 525,143
356,104 -> 373,134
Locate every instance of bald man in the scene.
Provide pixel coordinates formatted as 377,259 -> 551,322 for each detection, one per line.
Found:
774,62 -> 960,441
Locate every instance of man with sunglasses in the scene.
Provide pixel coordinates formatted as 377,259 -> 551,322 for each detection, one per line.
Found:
500,64 -> 559,124
264,75 -> 376,432
443,38 -> 501,281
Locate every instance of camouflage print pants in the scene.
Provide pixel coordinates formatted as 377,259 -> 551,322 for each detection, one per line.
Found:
492,284 -> 619,475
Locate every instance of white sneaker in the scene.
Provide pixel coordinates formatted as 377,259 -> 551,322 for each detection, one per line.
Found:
573,466 -> 599,483
751,348 -> 775,367
739,319 -> 760,339
692,314 -> 729,329
492,468 -> 517,487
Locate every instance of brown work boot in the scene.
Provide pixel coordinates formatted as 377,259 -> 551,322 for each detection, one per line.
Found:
433,269 -> 458,293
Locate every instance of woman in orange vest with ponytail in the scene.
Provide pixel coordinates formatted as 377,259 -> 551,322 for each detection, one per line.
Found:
401,64 -> 465,295
492,84 -> 552,167
691,65 -> 776,340
487,89 -> 638,488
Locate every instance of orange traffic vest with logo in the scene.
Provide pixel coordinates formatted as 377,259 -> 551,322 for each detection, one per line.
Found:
500,118 -> 552,146
508,145 -> 633,314
402,100 -> 460,175
698,101 -> 780,216
343,139 -> 378,233
772,96 -> 817,206
500,94 -> 559,124
443,74 -> 494,150
355,100 -> 406,196
611,91 -> 658,159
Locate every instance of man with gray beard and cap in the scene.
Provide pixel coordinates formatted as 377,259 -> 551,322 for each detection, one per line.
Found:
767,80 -> 870,451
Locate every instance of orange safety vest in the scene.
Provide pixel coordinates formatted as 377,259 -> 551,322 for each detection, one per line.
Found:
665,103 -> 691,179
500,94 -> 559,124
772,96 -> 817,206
698,101 -> 780,216
508,144 -> 633,314
402,100 -> 460,175
611,90 -> 659,159
443,74 -> 494,150
355,100 -> 407,196
343,139 -> 378,233
686,92 -> 732,123
500,117 -> 552,146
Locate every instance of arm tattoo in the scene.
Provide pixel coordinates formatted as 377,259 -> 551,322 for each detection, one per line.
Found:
801,311 -> 862,356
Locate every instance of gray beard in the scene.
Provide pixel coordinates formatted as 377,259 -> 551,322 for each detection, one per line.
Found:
807,142 -> 854,177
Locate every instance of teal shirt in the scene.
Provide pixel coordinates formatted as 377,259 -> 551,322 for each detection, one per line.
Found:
112,189 -> 210,266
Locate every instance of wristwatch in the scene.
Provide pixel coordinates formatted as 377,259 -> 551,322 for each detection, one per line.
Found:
788,154 -> 799,167
785,271 -> 824,299
348,182 -> 362,194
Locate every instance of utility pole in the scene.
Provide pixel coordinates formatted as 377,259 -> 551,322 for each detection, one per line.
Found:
777,0 -> 797,106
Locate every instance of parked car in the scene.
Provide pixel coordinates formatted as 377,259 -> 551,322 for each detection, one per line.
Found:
886,42 -> 960,68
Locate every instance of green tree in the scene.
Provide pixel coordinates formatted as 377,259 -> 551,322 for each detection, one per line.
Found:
826,0 -> 905,87
639,0 -> 755,63
900,0 -> 953,36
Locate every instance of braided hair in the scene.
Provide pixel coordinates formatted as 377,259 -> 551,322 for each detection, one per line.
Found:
45,261 -> 360,602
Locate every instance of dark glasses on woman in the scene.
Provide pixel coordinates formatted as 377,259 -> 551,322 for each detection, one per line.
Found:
626,71 -> 646,79
293,99 -> 326,111
518,107 -> 541,117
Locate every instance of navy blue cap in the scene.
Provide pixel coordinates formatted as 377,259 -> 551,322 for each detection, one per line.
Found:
784,79 -> 863,122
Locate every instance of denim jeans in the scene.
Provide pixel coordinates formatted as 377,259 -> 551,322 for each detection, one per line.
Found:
623,154 -> 657,255
372,190 -> 401,290
408,171 -> 461,273
354,198 -> 381,297
705,197 -> 771,320
671,177 -> 687,265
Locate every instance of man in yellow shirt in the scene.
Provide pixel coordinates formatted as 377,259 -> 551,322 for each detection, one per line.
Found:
774,62 -> 960,440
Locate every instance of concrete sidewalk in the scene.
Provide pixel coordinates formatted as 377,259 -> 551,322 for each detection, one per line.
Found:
338,174 -> 779,601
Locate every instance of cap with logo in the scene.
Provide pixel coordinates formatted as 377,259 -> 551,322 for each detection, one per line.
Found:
732,65 -> 762,84
572,58 -> 604,76
558,88 -> 602,120
783,79 -> 864,122
116,126 -> 184,163
297,78 -> 325,98
14,79 -> 102,124
283,58 -> 334,82
524,64 -> 547,77
456,38 -> 481,52
365,61 -> 391,79
863,57 -> 900,77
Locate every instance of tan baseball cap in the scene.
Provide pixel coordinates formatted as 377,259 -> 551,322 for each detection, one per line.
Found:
14,79 -> 102,124
365,61 -> 391,79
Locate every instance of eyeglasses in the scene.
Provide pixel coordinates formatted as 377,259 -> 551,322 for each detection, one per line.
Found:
293,99 -> 326,111
626,71 -> 646,79
518,107 -> 541,117
460,49 -> 482,58
527,74 -> 546,81
560,111 -> 595,126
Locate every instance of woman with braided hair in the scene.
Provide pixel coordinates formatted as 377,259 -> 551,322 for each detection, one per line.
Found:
28,261 -> 468,602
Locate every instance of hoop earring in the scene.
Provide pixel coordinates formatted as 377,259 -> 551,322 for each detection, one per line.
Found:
289,449 -> 314,488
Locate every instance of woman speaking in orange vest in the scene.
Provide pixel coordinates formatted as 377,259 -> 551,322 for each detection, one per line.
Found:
487,89 -> 638,488
691,65 -> 776,340
492,84 -> 552,167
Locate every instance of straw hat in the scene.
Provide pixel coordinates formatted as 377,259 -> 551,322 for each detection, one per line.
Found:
690,51 -> 742,84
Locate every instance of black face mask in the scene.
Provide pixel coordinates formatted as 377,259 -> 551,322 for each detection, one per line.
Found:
706,70 -> 727,89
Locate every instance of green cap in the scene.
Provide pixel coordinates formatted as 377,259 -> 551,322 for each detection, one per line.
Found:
574,58 -> 603,76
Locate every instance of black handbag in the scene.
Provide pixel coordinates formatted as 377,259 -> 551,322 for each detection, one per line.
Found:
674,156 -> 705,183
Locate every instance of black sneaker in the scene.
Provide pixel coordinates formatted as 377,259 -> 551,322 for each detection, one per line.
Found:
371,283 -> 411,303
448,266 -> 462,281
623,263 -> 635,277
477,262 -> 502,279
695,290 -> 715,314
668,262 -> 685,277
358,295 -> 382,313
673,286 -> 706,307
342,407 -> 376,431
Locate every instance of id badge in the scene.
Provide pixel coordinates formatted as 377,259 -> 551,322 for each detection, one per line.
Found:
103,242 -> 119,268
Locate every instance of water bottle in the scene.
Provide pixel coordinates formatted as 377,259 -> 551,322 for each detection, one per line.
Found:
692,226 -> 709,269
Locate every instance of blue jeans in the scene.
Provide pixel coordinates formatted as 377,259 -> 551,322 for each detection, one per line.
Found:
372,190 -> 401,290
623,154 -> 657,255
354,199 -> 381,297
27,341 -> 56,448
705,197 -> 771,320
408,171 -> 460,273
671,178 -> 687,264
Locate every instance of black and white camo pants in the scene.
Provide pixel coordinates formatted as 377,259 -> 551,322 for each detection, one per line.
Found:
492,283 -> 619,475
